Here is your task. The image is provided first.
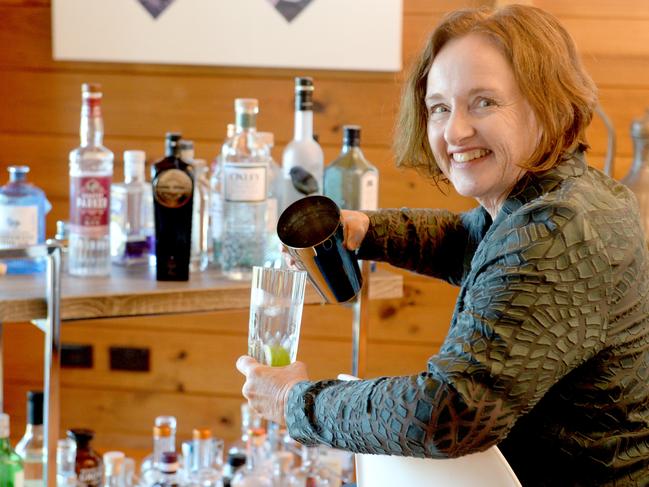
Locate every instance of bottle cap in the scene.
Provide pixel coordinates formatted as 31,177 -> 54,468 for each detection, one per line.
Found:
103,451 -> 125,475
55,221 -> 69,240
343,125 -> 361,147
234,98 -> 259,114
165,133 -> 183,156
154,415 -> 177,430
81,83 -> 102,94
154,425 -> 172,438
0,413 -> 9,438
257,132 -> 275,149
123,150 -> 146,182
67,428 -> 95,447
295,77 -> 314,91
8,166 -> 30,182
192,427 -> 212,440
27,390 -> 44,426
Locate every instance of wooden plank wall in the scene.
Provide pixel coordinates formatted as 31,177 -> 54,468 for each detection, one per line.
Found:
2,0 -> 649,454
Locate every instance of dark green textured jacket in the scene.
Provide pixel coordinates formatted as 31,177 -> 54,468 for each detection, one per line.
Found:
286,153 -> 649,486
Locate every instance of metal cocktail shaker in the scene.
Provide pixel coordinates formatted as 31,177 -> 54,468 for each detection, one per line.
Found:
277,195 -> 362,303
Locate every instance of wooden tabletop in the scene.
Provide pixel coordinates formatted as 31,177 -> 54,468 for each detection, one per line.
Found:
0,266 -> 403,322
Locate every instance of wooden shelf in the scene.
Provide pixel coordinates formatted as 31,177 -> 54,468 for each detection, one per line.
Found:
0,266 -> 403,322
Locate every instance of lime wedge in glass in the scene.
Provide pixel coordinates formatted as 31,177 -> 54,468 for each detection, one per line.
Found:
263,344 -> 292,367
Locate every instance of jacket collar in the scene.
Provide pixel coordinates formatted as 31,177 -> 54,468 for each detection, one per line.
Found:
496,151 -> 587,220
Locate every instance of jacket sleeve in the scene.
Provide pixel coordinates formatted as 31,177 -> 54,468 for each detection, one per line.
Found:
286,203 -> 611,458
356,207 -> 487,286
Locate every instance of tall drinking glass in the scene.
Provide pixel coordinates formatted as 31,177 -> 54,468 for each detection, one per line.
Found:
248,266 -> 307,367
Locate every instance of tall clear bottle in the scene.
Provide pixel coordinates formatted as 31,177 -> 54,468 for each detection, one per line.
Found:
110,150 -> 154,266
140,416 -> 178,487
15,391 -> 44,487
191,158 -> 211,273
281,77 -> 324,211
231,429 -> 272,487
0,413 -> 24,487
623,109 -> 649,239
323,125 -> 379,212
0,166 -> 51,274
69,83 -> 114,276
220,99 -> 269,280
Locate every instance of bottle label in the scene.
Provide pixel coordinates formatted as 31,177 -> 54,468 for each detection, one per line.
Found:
223,164 -> 267,202
153,169 -> 193,209
69,176 -> 111,238
77,466 -> 102,486
0,205 -> 38,248
360,172 -> 379,211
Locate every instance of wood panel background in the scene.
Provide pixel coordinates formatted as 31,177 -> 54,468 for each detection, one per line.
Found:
2,0 -> 649,456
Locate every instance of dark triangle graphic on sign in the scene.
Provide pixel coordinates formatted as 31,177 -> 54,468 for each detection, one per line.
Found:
137,0 -> 176,19
268,0 -> 315,23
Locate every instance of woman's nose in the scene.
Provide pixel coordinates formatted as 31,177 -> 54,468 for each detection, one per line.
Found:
444,110 -> 475,146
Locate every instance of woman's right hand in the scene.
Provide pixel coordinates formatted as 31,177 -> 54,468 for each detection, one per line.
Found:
341,210 -> 370,251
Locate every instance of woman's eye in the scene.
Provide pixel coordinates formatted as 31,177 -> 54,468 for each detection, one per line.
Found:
429,104 -> 448,115
476,98 -> 496,108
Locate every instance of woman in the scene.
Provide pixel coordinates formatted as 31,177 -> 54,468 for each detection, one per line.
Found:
237,5 -> 649,485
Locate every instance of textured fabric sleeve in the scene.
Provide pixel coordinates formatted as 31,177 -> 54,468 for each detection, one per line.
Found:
355,207 -> 486,285
286,202 -> 612,457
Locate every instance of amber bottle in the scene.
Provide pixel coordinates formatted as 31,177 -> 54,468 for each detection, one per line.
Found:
67,428 -> 103,487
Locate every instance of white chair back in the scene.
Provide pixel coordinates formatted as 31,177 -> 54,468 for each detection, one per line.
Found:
336,374 -> 521,487
355,446 -> 521,487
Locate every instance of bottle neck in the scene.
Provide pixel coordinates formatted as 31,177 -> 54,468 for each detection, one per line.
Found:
80,99 -> 104,147
294,110 -> 314,140
235,112 -> 257,133
341,143 -> 361,155
153,435 -> 175,464
23,423 -> 44,438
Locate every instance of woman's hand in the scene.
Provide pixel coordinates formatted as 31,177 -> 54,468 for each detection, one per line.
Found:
236,356 -> 309,425
341,210 -> 370,251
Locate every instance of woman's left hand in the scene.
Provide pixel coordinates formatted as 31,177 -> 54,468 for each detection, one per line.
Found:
236,356 -> 309,425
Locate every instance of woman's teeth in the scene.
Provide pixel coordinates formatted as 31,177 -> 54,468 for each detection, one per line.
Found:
452,149 -> 492,163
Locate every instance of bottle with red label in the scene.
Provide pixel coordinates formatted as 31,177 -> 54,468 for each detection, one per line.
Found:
68,83 -> 114,276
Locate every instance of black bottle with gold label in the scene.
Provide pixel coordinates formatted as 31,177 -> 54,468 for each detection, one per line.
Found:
152,132 -> 194,281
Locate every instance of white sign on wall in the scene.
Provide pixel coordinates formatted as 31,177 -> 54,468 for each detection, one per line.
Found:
52,0 -> 403,72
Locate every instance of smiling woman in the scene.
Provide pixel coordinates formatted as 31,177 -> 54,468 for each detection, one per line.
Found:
424,33 -> 540,218
236,5 -> 649,486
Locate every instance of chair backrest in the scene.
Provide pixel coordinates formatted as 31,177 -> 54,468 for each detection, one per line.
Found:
355,446 -> 521,487
336,374 -> 522,487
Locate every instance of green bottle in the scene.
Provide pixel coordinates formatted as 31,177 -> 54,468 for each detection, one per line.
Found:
0,413 -> 24,487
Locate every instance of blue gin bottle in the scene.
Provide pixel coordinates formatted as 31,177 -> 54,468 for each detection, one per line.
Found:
0,166 -> 51,274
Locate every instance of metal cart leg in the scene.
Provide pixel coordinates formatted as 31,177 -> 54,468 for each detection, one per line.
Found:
351,260 -> 371,378
44,245 -> 62,487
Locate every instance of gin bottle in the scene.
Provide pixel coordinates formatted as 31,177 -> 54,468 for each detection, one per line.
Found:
220,98 -> 269,280
190,159 -> 211,272
15,391 -> 44,487
110,150 -> 154,266
68,83 -> 114,276
0,166 -> 51,274
152,133 -> 194,281
281,77 -> 324,211
0,413 -> 24,487
324,125 -> 379,211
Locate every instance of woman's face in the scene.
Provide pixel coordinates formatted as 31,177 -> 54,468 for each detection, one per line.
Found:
425,33 -> 541,217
